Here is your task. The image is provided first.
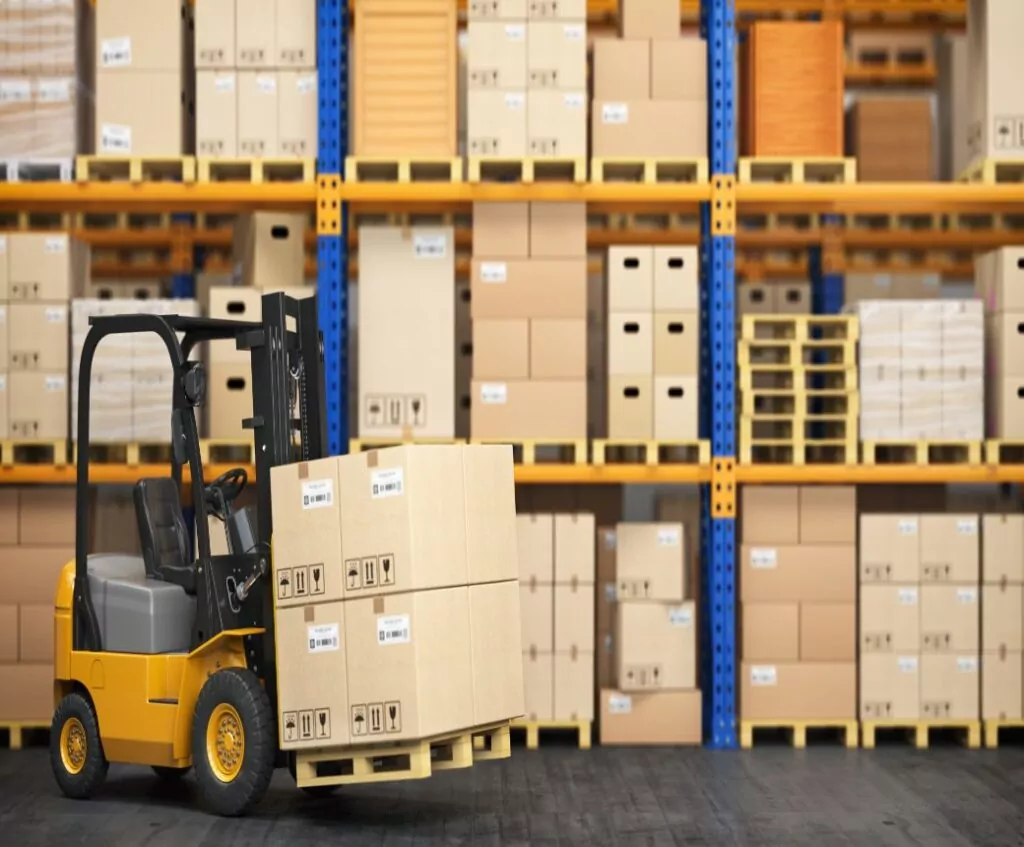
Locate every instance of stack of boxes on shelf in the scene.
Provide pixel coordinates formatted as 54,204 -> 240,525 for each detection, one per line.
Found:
470,203 -> 587,439
982,515 -> 1024,723
0,488 -> 74,722
737,280 -> 811,318
605,246 -> 699,441
0,1 -> 77,169
977,248 -> 1024,439
196,0 -> 318,159
740,487 -> 857,725
271,445 -> 523,748
518,514 -> 595,725
844,273 -> 941,307
855,300 -> 984,441
599,521 -> 701,745
860,514 -> 980,723
591,3 -> 706,163
467,2 -> 587,161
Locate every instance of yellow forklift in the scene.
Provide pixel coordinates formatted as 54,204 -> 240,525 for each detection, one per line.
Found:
50,292 -> 331,816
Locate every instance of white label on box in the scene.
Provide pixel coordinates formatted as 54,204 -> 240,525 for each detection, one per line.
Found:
297,75 -> 317,95
602,103 -> 628,124
563,92 -> 585,110
564,24 -> 585,40
604,582 -> 616,602
750,666 -> 777,686
957,656 -> 978,673
214,75 -> 236,93
669,606 -> 693,628
956,517 -> 978,535
897,519 -> 918,535
413,235 -> 447,259
45,375 -> 66,392
504,92 -> 525,110
301,478 -> 334,510
898,656 -> 919,673
656,528 -> 680,547
100,36 -> 132,68
898,587 -> 918,606
307,623 -> 340,653
0,235 -> 6,255
257,75 -> 277,94
608,694 -> 632,714
0,375 -> 6,391
377,614 -> 411,645
101,123 -> 132,153
750,548 -> 777,569
44,235 -> 67,254
370,468 -> 404,499
479,383 -> 508,404
36,79 -> 71,103
505,23 -> 525,40
45,306 -> 66,323
956,587 -> 977,604
0,80 -> 31,103
479,262 -> 508,283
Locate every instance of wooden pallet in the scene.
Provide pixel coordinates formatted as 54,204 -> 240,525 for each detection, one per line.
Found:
591,439 -> 710,467
738,212 -> 820,232
589,211 -> 700,233
466,157 -> 586,184
469,438 -> 587,465
348,438 -> 466,453
0,722 -> 49,750
200,439 -> 255,466
985,439 -> 1024,465
738,340 -> 857,368
471,723 -> 513,761
947,212 -> 1024,232
0,158 -> 74,182
345,156 -> 463,183
849,41 -> 932,70
196,157 -> 315,184
738,157 -> 857,184
740,390 -> 859,418
590,157 -> 708,184
983,720 -> 1024,749
845,212 -> 942,232
740,314 -> 859,343
75,211 -> 173,231
0,211 -> 72,231
75,155 -> 196,183
0,439 -> 68,466
738,365 -> 857,393
739,720 -> 858,750
959,159 -> 1024,184
861,720 -> 982,750
511,719 -> 591,750
862,440 -> 983,466
73,442 -> 174,466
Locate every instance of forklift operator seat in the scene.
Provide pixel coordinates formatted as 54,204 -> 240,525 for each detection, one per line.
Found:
133,478 -> 196,595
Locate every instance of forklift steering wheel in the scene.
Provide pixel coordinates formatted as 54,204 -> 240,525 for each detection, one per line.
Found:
204,468 -> 248,521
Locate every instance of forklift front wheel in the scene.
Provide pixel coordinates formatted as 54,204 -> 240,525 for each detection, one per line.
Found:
50,692 -> 109,800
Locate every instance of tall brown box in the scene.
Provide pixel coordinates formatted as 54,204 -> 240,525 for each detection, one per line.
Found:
798,485 -> 855,544
232,213 -> 306,289
848,97 -> 934,182
206,364 -> 252,441
95,71 -> 189,156
741,485 -> 799,544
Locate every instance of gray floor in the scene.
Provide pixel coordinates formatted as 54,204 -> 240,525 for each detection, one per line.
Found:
1,741 -> 1024,846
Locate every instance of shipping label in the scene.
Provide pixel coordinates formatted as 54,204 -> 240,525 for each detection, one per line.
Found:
301,478 -> 334,509
956,517 -> 977,535
656,528 -> 680,547
377,614 -> 411,645
413,234 -> 447,259
100,37 -> 132,67
100,123 -> 132,154
669,606 -> 693,628
602,103 -> 628,124
214,75 -> 236,93
370,467 -> 404,499
307,623 -> 340,653
479,383 -> 508,404
956,587 -> 977,604
44,235 -> 67,254
897,519 -> 918,535
608,694 -> 632,715
898,656 -> 919,673
957,656 -> 978,673
45,375 -> 65,392
898,587 -> 918,605
750,548 -> 777,569
479,262 -> 508,283
750,666 -> 777,686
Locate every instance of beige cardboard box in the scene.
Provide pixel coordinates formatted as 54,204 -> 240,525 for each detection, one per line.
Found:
607,376 -> 653,439
617,600 -> 696,691
800,602 -> 855,662
196,71 -> 238,157
236,0 -> 275,67
467,89 -> 528,157
0,663 -> 56,722
860,514 -> 921,582
463,445 -> 519,585
976,248 -> 1024,313
608,312 -> 653,376
278,71 -> 318,157
592,100 -> 707,158
470,379 -> 586,438
599,689 -> 702,745
20,486 -> 75,546
651,38 -> 707,100
518,513 -> 554,583
983,584 -> 1023,652
238,71 -> 279,157
592,39 -> 650,100
653,312 -> 699,376
474,319 -> 529,380
233,212 -> 307,289
207,287 -> 316,363
741,662 -> 856,720
653,376 -> 698,441
608,246 -> 654,312
470,581 -> 525,725
522,650 -> 554,721
528,0 -> 586,17
921,654 -> 980,720
0,546 -> 75,605
9,372 -> 66,439
776,283 -> 812,315
95,71 -> 187,156
742,486 -> 799,544
520,582 -> 553,652
920,584 -> 980,653
206,363 -> 251,441
0,606 -> 16,664
467,21 -> 528,89
527,21 -> 587,89
530,202 -> 586,259
553,651 -> 593,721
531,319 -> 586,379
345,587 -> 475,743
989,376 -> 1024,438
798,485 -> 856,544
966,0 -> 1024,163
471,258 -> 586,319
860,584 -> 920,653
554,583 -> 594,652
17,603 -> 52,660
472,202 -> 529,258
920,514 -> 979,583
982,650 -> 1022,721
8,303 -> 67,372
527,90 -> 587,157
986,313 -> 1024,378
860,654 -> 920,720
276,0 -> 316,67
983,514 -> 1024,583
653,246 -> 699,312
554,513 -> 595,584
96,0 -> 186,73
740,544 -> 856,604
616,522 -> 686,602
8,233 -> 80,301
195,0 -> 235,68
741,602 -> 799,662
620,0 -> 679,39
0,492 -> 16,545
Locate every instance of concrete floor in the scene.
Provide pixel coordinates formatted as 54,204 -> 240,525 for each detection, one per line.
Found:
2,742 -> 1023,846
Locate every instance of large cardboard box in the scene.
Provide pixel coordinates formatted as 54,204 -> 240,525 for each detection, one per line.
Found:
619,0 -> 679,39
740,544 -> 856,604
617,601 -> 696,691
607,246 -> 653,312
96,0 -> 187,73
20,487 -> 75,546
206,363 -> 252,441
652,313 -> 698,376
196,71 -> 238,157
966,0 -> 1024,163
920,514 -> 979,583
530,203 -> 586,259
982,651 -> 1023,721
195,0 -> 235,68
651,38 -> 707,100
798,486 -> 856,544
741,603 -> 799,662
921,654 -> 980,720
472,202 -> 529,258
522,651 -> 553,721
860,654 -> 920,720
554,583 -> 594,652
0,546 -> 75,605
9,372 -> 67,439
469,581 -> 525,725
527,21 -> 587,90
0,664 -> 55,721
8,303 -> 68,372
599,689 -> 702,746
95,71 -> 188,156
848,97 -> 934,181
531,319 -> 586,379
517,513 -> 554,583
527,90 -> 587,157
471,258 -> 587,319
276,0 -> 316,68
236,0 -> 275,67
608,312 -> 653,375
616,523 -> 685,602
592,39 -> 650,100
860,514 -> 921,582
519,582 -> 553,652
592,100 -> 707,158
467,21 -> 527,89
474,319 -> 529,380
607,376 -> 653,439
980,514 -> 1024,579
860,585 -> 920,653
554,513 -> 594,584
653,246 -> 699,312
232,213 -> 307,290
653,377 -> 699,440
0,605 -> 16,663
800,602 -> 855,662
8,233 -> 82,301
467,90 -> 527,157
742,486 -> 799,544
19,604 -> 52,663
920,585 -> 980,653
976,248 -> 1024,314
553,651 -> 593,721
238,72 -> 279,157
741,661 -> 855,720
470,379 -> 586,438
278,71 -> 318,157
982,584 -> 1023,652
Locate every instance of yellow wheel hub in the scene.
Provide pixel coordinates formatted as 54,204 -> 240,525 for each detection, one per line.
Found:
60,717 -> 87,776
207,703 -> 245,782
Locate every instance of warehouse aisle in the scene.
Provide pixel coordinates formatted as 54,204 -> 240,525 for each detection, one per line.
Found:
1,745 -> 1022,845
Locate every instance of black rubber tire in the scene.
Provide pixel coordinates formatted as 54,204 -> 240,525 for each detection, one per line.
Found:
152,765 -> 191,781
191,667 -> 275,817
50,692 -> 109,800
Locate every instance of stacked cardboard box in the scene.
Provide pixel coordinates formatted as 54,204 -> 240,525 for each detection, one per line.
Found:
938,34 -> 970,181
467,3 -> 587,159
606,246 -> 699,440
270,444 -> 524,749
470,203 -> 587,439
847,97 -> 934,181
860,514 -> 980,722
358,226 -> 455,440
0,487 -> 75,722
740,486 -> 857,723
196,0 -> 317,158
855,300 -> 984,440
518,514 -> 595,723
977,248 -> 1024,437
591,4 -> 706,160
599,522 -> 702,745
844,273 -> 942,306
966,0 -> 1024,167
0,1 -> 78,165
982,514 -> 1024,722
737,281 -> 811,317
94,0 -> 192,156
741,22 -> 844,157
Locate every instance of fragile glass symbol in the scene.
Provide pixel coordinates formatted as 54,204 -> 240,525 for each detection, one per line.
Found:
388,704 -> 398,730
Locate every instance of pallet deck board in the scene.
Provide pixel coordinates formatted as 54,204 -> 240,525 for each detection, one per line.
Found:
739,720 -> 858,750
861,720 -> 982,750
75,156 -> 196,183
510,720 -> 591,750
0,722 -> 49,750
199,439 -> 256,466
591,439 -> 710,467
346,156 -> 463,183
862,440 -> 983,466
1,440 -> 68,467
0,158 -> 74,183
959,159 -> 1024,184
983,719 -> 1024,749
466,157 -> 586,184
196,157 -> 316,184
468,439 -> 587,466
738,157 -> 857,184
590,157 -> 708,184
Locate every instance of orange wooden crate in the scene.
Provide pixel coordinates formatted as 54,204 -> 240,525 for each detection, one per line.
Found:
741,21 -> 844,157
353,0 -> 458,157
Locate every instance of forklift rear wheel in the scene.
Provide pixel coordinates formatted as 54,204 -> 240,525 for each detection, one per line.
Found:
152,765 -> 191,781
50,692 -> 109,800
192,668 -> 275,817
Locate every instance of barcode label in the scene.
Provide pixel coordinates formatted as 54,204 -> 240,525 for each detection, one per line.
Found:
413,235 -> 447,259
657,528 -> 680,547
750,548 -> 777,569
45,307 -> 66,323
0,306 -> 6,323
505,23 -> 525,40
101,123 -> 132,153
898,656 -> 919,673
297,75 -> 317,95
480,262 -> 508,283
214,75 -> 236,93
44,235 -> 67,254
957,656 -> 978,673
45,375 -> 66,392
101,37 -> 132,68
0,375 -> 6,391
371,467 -> 405,499
36,79 -> 71,103
608,694 -> 632,714
480,383 -> 508,404
898,587 -> 918,606
956,518 -> 977,535
897,519 -> 918,535
504,92 -> 525,110
602,103 -> 628,124
750,666 -> 777,686
0,236 -> 6,254
301,478 -> 334,510
957,587 -> 977,604
564,24 -> 585,40
256,75 -> 277,94
307,623 -> 340,653
669,606 -> 693,628
0,80 -> 31,103
377,614 -> 411,645
564,92 -> 585,110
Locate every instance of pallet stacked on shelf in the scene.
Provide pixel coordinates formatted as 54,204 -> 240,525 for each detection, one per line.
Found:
978,247 -> 1024,455
738,314 -> 859,465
